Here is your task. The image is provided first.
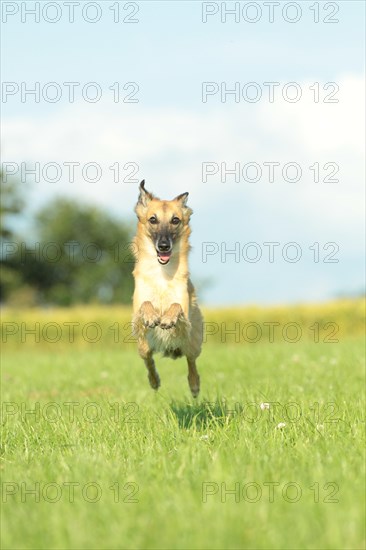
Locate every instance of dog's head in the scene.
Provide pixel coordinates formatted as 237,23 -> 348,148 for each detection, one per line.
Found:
135,180 -> 193,265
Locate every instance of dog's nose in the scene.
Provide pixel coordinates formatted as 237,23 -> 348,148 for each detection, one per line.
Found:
157,237 -> 171,252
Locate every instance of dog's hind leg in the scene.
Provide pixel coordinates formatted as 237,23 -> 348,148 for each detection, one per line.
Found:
187,357 -> 200,398
144,352 -> 160,390
145,353 -> 160,390
138,340 -> 160,390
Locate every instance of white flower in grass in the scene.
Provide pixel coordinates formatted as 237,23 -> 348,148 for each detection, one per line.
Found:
200,435 -> 209,440
276,422 -> 286,429
260,402 -> 270,410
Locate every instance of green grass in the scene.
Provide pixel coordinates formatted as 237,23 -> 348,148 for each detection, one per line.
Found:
1,307 -> 365,549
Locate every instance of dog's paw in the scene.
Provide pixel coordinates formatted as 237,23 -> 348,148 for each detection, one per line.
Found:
148,370 -> 160,390
143,313 -> 160,329
160,303 -> 184,330
191,386 -> 200,398
159,315 -> 178,330
188,373 -> 200,398
140,301 -> 160,328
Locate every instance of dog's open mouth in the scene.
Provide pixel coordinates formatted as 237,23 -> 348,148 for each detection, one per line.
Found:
157,251 -> 171,265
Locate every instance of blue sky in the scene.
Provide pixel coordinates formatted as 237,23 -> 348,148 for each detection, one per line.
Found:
2,1 -> 365,305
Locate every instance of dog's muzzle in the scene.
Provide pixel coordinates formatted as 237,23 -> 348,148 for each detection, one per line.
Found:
156,236 -> 172,265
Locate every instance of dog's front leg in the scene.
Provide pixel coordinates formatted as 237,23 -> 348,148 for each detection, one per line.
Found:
160,303 -> 184,329
138,301 -> 160,328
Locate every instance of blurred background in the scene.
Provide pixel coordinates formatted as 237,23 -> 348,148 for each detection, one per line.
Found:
1,1 -> 365,307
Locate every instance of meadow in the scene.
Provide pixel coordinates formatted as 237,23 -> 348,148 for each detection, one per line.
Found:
1,299 -> 365,549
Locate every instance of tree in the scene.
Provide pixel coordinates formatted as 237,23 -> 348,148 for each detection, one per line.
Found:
0,170 -> 26,302
1,180 -> 136,305
0,169 -> 24,239
23,198 -> 135,305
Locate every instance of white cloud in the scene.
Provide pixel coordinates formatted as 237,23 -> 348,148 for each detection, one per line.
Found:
260,74 -> 365,155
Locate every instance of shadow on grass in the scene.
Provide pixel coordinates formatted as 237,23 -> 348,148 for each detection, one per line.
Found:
169,398 -> 237,429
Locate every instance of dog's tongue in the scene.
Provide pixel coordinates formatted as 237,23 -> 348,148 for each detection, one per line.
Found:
159,254 -> 170,262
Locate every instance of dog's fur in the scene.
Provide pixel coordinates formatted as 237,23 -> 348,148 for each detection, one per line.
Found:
132,180 -> 203,397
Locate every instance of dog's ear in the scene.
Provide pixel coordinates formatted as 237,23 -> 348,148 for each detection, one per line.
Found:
137,180 -> 154,207
174,191 -> 192,218
135,180 -> 156,220
174,192 -> 189,206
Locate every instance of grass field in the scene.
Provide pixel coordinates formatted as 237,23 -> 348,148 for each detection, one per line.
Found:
1,300 -> 365,549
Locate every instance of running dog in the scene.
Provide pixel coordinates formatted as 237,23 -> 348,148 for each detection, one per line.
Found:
132,180 -> 203,397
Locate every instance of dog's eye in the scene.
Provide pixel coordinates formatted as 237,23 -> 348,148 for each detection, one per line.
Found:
149,216 -> 158,224
171,217 -> 180,225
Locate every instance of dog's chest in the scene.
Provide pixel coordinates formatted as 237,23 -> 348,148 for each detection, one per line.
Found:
137,268 -> 186,315
146,325 -> 187,354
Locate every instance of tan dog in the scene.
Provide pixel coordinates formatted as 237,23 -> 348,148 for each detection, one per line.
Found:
132,180 -> 203,397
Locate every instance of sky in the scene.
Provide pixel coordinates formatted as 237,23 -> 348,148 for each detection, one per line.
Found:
1,0 -> 365,305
